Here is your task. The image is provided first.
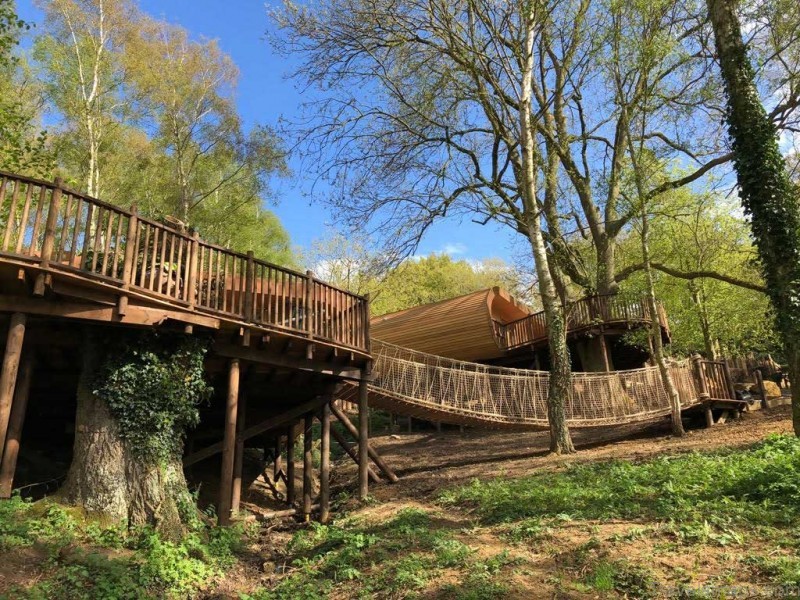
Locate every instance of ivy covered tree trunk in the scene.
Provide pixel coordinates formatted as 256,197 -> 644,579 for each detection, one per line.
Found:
706,0 -> 800,433
60,330 -> 208,535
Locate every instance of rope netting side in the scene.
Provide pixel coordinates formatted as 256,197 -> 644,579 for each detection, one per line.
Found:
370,340 -> 702,427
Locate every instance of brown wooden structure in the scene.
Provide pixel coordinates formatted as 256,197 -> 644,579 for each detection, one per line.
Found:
0,171 -> 381,524
372,289 -> 669,371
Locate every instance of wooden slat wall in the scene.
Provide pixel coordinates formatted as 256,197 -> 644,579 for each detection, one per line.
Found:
371,288 -> 529,361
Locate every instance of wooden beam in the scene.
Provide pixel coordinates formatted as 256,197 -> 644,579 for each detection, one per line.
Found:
218,358 -> 240,526
0,313 -> 26,455
329,424 -> 381,483
231,394 -> 247,515
0,296 -> 219,330
214,341 -> 363,380
0,352 -> 33,498
303,412 -> 314,521
286,422 -> 296,506
182,395 -> 329,466
330,397 -> 398,484
319,401 -> 331,524
358,374 -> 369,500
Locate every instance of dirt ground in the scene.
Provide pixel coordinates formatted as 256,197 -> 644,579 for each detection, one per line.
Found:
355,405 -> 793,502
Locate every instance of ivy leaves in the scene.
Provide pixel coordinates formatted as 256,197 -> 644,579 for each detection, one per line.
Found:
94,332 -> 213,465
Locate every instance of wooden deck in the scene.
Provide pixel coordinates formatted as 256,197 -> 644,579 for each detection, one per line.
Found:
496,294 -> 670,351
0,171 -> 374,523
0,171 -> 370,364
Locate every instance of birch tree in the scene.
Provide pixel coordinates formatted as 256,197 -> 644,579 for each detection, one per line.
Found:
34,0 -> 138,196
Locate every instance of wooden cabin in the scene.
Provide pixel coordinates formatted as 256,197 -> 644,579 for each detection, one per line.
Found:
372,287 -> 670,372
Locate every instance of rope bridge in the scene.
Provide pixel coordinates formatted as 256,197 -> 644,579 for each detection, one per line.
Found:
342,340 -> 703,430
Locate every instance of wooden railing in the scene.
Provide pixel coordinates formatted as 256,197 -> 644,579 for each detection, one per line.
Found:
0,172 -> 370,353
692,358 -> 737,401
497,294 -> 669,351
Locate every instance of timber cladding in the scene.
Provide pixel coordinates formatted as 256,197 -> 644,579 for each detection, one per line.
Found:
370,287 -> 529,361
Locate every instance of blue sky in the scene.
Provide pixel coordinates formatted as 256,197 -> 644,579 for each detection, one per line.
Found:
15,0 -> 519,264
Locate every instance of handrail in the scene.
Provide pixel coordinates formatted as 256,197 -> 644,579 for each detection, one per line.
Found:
497,294 -> 669,351
0,171 -> 370,353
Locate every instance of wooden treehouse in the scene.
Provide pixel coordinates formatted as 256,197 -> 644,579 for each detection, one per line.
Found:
371,287 -> 671,371
0,171 -> 383,524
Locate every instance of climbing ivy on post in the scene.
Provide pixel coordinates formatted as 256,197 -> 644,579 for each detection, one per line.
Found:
706,0 -> 800,433
93,332 -> 213,464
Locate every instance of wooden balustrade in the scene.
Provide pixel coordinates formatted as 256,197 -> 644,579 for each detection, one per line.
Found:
497,294 -> 668,351
0,171 -> 370,353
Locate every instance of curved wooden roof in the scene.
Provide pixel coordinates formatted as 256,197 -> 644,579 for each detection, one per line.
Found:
370,287 -> 529,361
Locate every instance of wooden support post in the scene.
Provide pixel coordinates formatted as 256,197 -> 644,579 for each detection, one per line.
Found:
186,230 -> 200,309
0,313 -> 26,455
407,416 -> 413,433
329,425 -> 381,483
303,412 -> 314,521
319,401 -> 331,524
0,353 -> 33,498
692,353 -> 710,399
704,404 -> 714,428
117,205 -> 138,316
305,270 -> 315,339
244,251 -> 255,322
330,399 -> 398,483
231,393 -> 247,516
218,358 -> 240,526
273,436 -> 283,481
721,359 -> 737,400
358,369 -> 370,500
754,369 -> 767,404
33,179 -> 64,296
286,423 -> 296,506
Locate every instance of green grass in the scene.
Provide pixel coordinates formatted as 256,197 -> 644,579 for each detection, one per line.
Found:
0,495 -> 248,599
438,434 -> 800,528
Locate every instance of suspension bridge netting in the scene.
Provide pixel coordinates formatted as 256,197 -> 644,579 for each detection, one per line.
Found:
360,340 -> 701,429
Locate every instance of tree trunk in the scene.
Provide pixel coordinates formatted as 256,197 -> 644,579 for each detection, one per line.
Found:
519,8 -> 574,455
689,282 -> 716,359
641,211 -> 685,437
60,333 -> 190,537
706,0 -> 800,434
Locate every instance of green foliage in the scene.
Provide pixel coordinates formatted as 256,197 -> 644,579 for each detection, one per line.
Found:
709,0 -> 800,373
93,332 -> 212,464
249,507 -> 518,599
439,435 -> 800,527
0,495 -> 247,599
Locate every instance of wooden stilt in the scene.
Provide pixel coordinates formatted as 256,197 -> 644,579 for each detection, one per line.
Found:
286,423 -> 296,506
358,370 -> 370,500
218,358 -> 240,526
0,353 -> 34,498
231,394 -> 247,516
319,401 -> 331,524
303,412 -> 314,521
0,313 -> 26,456
273,436 -> 283,481
329,425 -> 381,483
704,404 -> 714,428
407,416 -> 413,433
330,401 -> 398,483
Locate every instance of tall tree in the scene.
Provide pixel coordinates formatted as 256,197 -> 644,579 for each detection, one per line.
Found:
34,0 -> 138,196
0,0 -> 52,176
275,0 -> 577,453
126,20 -> 286,229
706,0 -> 800,432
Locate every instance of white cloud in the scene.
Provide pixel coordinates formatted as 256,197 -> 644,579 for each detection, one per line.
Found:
441,242 -> 467,256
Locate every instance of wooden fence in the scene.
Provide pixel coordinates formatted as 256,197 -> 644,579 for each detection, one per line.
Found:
0,172 -> 370,352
